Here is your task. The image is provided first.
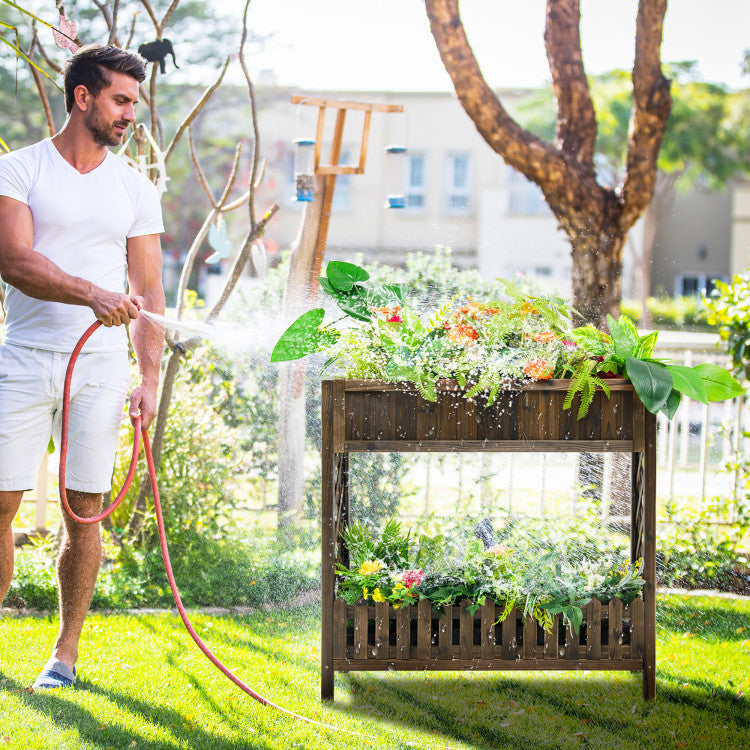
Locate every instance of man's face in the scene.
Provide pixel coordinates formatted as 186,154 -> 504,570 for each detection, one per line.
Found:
83,71 -> 139,147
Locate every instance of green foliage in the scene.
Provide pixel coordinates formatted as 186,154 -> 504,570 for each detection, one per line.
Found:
2,535 -> 58,609
621,296 -> 710,328
336,513 -> 645,634
111,367 -> 248,546
658,494 -> 750,590
704,272 -> 750,380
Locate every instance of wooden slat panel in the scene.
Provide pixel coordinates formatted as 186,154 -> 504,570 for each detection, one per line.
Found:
416,396 -> 438,440
544,614 -> 560,659
334,657 -> 645,672
630,598 -> 645,659
396,605 -> 410,660
523,616 -> 538,659
438,607 -> 453,660
394,391 -> 417,440
502,607 -> 518,660
460,600 -> 473,660
481,601 -> 496,660
566,620 -> 580,660
417,599 -> 432,660
344,440 -> 635,453
374,601 -> 389,658
354,603 -> 369,660
609,599 -> 623,660
586,599 -> 602,660
333,598 -> 347,660
517,391 -> 541,440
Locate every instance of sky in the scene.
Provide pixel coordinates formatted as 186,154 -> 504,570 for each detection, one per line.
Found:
225,0 -> 750,92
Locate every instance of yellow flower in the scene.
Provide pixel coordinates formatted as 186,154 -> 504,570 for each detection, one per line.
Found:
362,587 -> 369,600
358,560 -> 383,575
372,588 -> 386,602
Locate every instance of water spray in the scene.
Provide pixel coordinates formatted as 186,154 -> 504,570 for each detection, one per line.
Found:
60,320 -> 463,750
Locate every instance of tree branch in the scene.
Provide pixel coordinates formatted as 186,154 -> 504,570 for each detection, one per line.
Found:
544,0 -> 597,166
424,0 -> 567,186
164,56 -> 231,164
28,34 -> 55,137
239,0 -> 261,231
187,126 -> 216,205
620,0 -> 672,231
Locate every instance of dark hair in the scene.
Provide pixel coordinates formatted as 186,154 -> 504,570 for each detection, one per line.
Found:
62,44 -> 147,113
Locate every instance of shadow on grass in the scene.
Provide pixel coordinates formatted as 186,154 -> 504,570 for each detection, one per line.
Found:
0,670 -> 275,750
656,599 -> 750,641
334,668 -> 750,749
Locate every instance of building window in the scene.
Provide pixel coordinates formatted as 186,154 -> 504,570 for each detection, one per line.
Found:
445,153 -> 471,214
406,153 -> 427,211
507,167 -> 548,215
674,274 -> 724,297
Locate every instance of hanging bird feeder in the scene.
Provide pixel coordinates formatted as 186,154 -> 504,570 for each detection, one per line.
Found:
293,137 -> 316,202
384,144 -> 407,209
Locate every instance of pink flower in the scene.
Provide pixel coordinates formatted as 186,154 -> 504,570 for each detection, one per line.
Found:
387,313 -> 403,323
398,569 -> 424,588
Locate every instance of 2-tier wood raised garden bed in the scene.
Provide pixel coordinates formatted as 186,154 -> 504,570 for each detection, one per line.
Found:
320,379 -> 657,701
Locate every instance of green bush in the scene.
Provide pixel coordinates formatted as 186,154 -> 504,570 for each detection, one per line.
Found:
658,494 -> 749,590
621,296 -> 709,328
3,536 -> 59,610
704,272 -> 750,380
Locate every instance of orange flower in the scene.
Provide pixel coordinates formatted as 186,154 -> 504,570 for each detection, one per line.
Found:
371,305 -> 401,317
533,330 -> 557,343
448,324 -> 479,347
523,358 -> 553,379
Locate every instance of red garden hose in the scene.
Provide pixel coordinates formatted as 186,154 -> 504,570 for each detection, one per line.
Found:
58,321 -> 351,733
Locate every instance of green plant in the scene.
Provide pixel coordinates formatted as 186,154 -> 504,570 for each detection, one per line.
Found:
272,260 -> 744,419
704,272 -> 750,380
336,515 -> 645,634
658,494 -> 750,590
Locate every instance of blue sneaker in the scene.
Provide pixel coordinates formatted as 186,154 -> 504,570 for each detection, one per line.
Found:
32,659 -> 77,690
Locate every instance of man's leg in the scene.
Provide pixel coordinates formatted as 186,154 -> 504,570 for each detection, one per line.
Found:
51,490 -> 102,670
0,491 -> 24,602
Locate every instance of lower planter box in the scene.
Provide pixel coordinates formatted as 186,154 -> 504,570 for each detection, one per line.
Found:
332,596 -> 645,671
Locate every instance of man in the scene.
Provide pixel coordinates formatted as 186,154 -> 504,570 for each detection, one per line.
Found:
0,44 -> 165,689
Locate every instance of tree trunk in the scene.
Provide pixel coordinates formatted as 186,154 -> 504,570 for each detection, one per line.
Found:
424,0 -> 672,324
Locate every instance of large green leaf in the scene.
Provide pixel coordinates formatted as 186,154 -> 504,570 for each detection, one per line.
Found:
660,388 -> 682,419
625,357 -> 673,414
324,261 -> 369,292
693,362 -> 746,401
666,364 -> 709,404
270,308 -> 326,362
635,331 -> 659,360
609,314 -> 639,360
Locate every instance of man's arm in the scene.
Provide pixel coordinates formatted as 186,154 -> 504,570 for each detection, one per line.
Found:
126,232 -> 165,430
0,196 -> 141,326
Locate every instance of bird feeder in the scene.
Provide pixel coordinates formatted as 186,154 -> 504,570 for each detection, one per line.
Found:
293,138 -> 316,202
384,145 -> 407,208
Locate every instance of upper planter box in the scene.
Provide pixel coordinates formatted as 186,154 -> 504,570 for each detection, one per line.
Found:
324,378 -> 646,454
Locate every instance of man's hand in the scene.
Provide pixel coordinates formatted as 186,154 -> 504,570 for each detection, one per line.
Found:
128,382 -> 158,430
90,290 -> 143,327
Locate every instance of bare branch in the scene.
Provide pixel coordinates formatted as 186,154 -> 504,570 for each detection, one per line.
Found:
221,191 -> 250,213
188,126 -> 216,205
158,0 -> 181,35
125,12 -> 138,48
544,0 -> 597,167
206,203 -> 279,324
28,35 -> 55,136
32,33 -> 62,75
239,0 -> 261,231
164,56 -> 231,164
138,0 -> 160,31
109,0 -> 121,45
176,143 -> 245,317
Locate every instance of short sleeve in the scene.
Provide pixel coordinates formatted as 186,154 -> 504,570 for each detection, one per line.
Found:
0,152 -> 31,205
127,177 -> 164,238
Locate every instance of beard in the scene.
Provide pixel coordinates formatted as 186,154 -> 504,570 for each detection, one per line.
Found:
84,103 -> 128,147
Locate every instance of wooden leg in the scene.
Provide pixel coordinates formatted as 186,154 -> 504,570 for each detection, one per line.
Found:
642,412 -> 657,700
321,384 -> 335,700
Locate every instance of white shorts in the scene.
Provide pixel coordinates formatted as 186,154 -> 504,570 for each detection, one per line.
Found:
0,343 -> 130,493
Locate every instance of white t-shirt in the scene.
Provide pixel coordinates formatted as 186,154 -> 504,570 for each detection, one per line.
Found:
0,138 -> 164,352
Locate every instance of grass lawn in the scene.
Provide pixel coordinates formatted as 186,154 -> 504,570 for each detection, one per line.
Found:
0,594 -> 748,750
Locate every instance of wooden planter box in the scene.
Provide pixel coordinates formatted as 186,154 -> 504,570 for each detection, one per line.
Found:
320,379 -> 657,700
